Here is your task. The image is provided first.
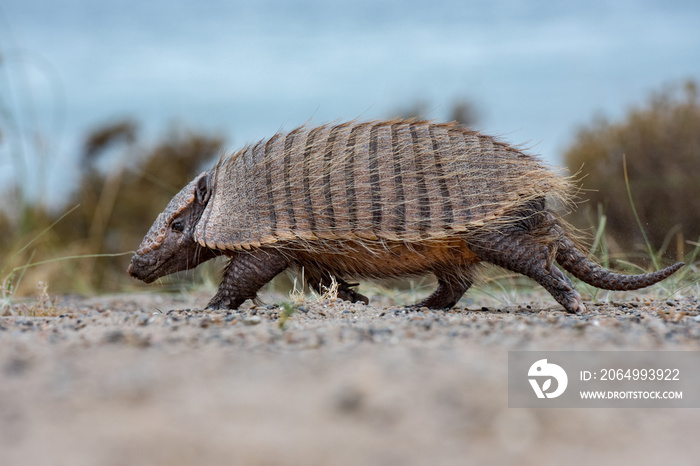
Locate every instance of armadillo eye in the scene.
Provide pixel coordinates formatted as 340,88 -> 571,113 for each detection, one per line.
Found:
171,219 -> 185,232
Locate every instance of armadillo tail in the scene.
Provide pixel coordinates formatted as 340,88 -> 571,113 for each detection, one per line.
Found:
556,236 -> 684,291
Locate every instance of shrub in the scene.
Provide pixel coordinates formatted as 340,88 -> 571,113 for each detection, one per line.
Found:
3,121 -> 225,295
563,80 -> 700,260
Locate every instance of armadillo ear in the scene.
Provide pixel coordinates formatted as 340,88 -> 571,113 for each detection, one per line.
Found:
195,173 -> 211,205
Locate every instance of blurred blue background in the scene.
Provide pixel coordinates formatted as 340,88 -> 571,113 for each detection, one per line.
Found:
2,0 -> 699,206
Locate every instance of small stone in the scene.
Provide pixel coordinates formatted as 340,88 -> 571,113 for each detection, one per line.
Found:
5,357 -> 30,376
104,330 -> 125,343
335,386 -> 363,413
243,316 -> 262,326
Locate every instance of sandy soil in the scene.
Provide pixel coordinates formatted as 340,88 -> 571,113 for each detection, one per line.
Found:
1,289 -> 699,466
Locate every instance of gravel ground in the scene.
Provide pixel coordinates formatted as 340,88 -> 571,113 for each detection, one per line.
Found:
1,289 -> 700,466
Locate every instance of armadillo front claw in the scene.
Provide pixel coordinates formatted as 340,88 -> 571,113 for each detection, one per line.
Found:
205,294 -> 246,311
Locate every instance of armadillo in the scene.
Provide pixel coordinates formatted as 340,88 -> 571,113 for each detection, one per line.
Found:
127,120 -> 683,312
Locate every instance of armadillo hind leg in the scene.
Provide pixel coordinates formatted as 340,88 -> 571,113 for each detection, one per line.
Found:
413,273 -> 472,310
206,249 -> 289,310
472,232 -> 586,313
303,267 -> 369,305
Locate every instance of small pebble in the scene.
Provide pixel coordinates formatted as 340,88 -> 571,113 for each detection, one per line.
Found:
243,316 -> 262,326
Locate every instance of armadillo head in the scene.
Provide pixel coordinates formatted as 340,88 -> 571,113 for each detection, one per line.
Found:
128,171 -> 219,283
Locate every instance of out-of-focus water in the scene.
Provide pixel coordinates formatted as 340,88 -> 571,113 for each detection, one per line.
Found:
1,0 -> 699,207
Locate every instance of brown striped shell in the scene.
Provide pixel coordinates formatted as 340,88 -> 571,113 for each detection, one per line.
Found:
193,120 -> 571,251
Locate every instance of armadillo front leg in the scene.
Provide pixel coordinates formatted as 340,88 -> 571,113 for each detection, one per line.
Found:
472,232 -> 586,313
207,249 -> 289,310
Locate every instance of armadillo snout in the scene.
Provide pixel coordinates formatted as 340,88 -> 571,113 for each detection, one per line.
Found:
127,254 -> 160,283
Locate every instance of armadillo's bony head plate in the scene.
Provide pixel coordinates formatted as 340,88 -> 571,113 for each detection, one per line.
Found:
136,174 -> 205,255
128,172 -> 217,282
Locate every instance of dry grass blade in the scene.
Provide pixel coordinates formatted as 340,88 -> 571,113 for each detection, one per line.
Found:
622,153 -> 660,271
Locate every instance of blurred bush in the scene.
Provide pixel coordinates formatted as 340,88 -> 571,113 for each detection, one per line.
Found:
3,120 -> 224,295
564,80 -> 700,260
